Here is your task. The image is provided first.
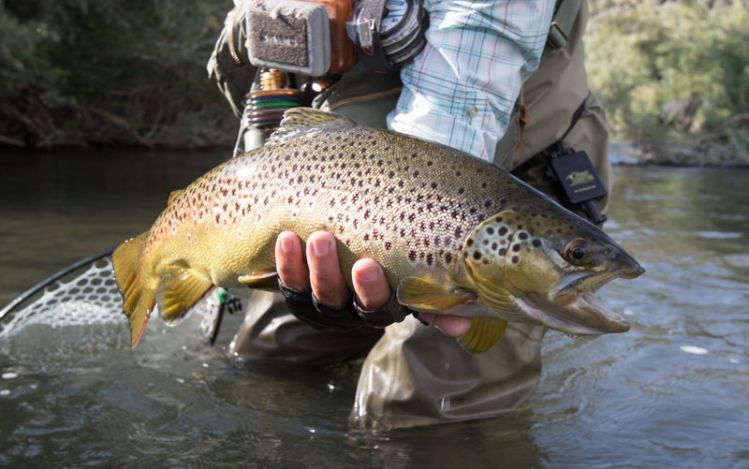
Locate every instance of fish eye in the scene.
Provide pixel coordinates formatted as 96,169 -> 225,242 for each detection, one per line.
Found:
564,238 -> 590,265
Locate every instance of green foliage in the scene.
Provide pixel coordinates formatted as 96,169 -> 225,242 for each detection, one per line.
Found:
587,0 -> 749,159
3,0 -> 747,158
0,0 -> 235,147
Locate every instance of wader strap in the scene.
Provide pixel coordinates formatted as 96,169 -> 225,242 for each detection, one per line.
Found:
546,0 -> 582,51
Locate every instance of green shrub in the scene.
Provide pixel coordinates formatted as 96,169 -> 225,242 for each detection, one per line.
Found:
0,0 -> 235,148
587,0 -> 749,155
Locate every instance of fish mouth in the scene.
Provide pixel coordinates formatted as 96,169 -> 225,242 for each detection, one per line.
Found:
513,271 -> 634,335
514,291 -> 630,335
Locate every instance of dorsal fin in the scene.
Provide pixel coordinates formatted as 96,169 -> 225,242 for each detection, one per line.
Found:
167,189 -> 183,205
266,108 -> 357,145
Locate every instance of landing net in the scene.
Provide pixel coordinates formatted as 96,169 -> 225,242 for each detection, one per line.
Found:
0,254 -> 226,341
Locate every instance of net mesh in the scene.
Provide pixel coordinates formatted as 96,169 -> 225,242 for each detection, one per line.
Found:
0,257 -> 221,340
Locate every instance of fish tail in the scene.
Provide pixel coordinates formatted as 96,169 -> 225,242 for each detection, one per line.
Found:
112,232 -> 155,349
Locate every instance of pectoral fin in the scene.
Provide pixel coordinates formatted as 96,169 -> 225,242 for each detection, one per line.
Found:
238,270 -> 278,289
157,266 -> 214,322
459,317 -> 508,353
396,276 -> 477,311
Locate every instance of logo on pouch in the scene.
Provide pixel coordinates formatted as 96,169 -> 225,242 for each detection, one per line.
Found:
566,170 -> 595,187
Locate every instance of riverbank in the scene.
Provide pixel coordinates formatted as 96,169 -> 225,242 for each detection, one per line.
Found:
587,1 -> 749,166
610,143 -> 749,167
1,0 -> 747,164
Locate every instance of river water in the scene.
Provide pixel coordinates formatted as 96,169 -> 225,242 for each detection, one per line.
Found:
0,150 -> 747,467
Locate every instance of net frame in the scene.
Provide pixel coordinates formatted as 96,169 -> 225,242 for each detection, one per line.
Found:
0,251 -> 233,341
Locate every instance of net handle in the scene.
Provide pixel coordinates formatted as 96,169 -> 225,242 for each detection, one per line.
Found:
0,247 -> 116,321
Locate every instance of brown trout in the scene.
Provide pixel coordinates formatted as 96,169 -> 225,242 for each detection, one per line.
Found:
113,108 -> 644,352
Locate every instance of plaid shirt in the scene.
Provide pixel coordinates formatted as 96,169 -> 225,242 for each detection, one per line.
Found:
387,0 -> 555,161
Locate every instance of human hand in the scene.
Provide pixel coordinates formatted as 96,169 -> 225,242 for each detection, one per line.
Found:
275,230 -> 471,336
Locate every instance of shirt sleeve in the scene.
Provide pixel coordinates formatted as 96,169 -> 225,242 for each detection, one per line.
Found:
387,0 -> 555,161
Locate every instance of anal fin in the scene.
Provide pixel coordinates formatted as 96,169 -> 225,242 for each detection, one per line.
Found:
157,266 -> 215,322
396,276 -> 477,311
459,318 -> 508,353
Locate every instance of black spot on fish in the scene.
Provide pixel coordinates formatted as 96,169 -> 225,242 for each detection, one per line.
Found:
532,239 -> 542,248
426,254 -> 434,265
466,238 -> 474,247
431,182 -> 438,189
409,251 -> 417,262
385,241 -> 392,250
499,248 -> 507,256
445,253 -> 453,264
473,251 -> 482,260
499,227 -> 508,236
512,256 -> 519,264
513,244 -> 521,252
519,232 -> 528,240
491,242 -> 498,250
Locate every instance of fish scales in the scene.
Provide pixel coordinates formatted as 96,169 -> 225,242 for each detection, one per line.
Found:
113,109 -> 644,351
149,127 -> 545,285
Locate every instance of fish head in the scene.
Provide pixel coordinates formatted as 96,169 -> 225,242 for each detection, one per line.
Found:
462,204 -> 644,335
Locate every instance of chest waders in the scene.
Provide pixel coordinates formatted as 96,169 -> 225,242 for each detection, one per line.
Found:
209,0 -> 610,429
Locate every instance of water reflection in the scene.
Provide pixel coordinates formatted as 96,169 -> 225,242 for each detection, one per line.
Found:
0,154 -> 748,467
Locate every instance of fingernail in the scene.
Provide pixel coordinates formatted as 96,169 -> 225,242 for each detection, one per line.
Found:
359,264 -> 381,283
280,236 -> 294,253
312,238 -> 329,257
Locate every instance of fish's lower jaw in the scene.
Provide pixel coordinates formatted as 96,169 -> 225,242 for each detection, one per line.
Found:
514,293 -> 630,335
618,263 -> 646,280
